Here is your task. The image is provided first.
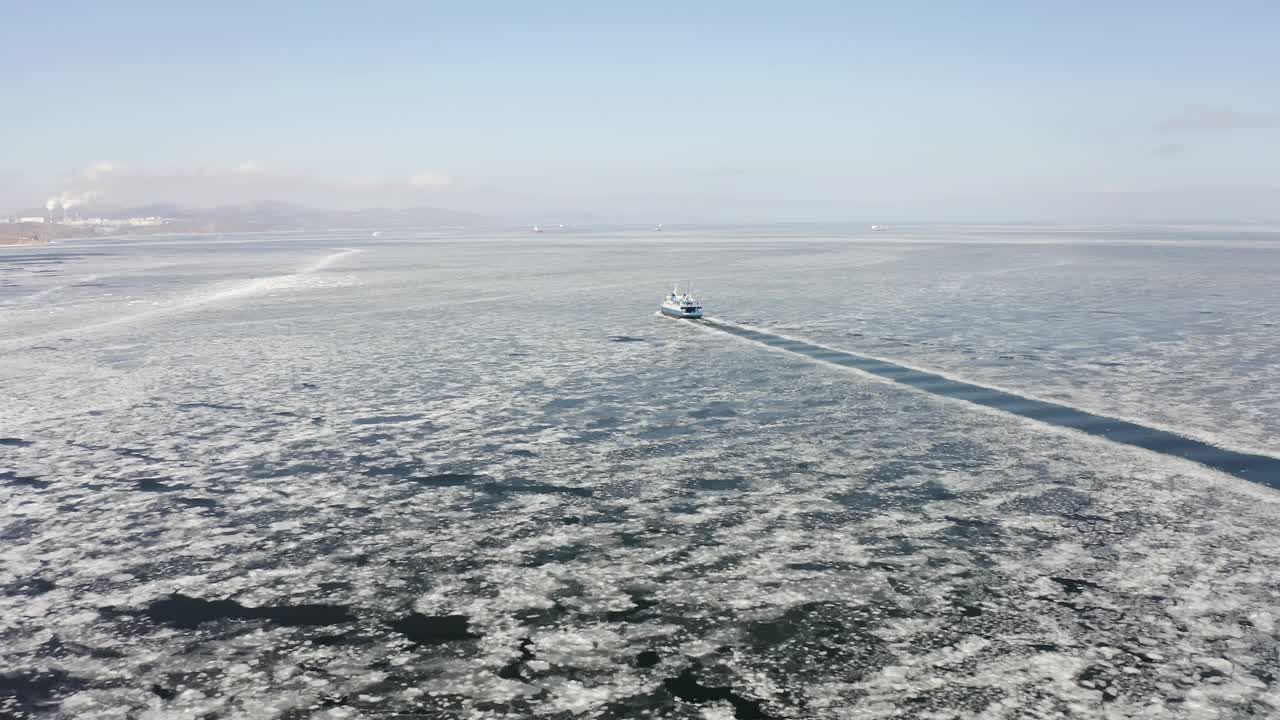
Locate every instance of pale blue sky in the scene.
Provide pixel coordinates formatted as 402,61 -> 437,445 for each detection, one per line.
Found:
3,1 -> 1278,220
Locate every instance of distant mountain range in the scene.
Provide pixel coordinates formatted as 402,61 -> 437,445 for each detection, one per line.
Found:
52,201 -> 486,227
1,202 -> 501,244
197,201 -> 490,229
1,201 -> 513,245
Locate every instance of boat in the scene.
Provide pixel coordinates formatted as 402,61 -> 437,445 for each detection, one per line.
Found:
532,225 -> 543,233
660,285 -> 704,319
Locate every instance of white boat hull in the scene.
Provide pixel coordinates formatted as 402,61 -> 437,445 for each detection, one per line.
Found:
661,304 -> 703,319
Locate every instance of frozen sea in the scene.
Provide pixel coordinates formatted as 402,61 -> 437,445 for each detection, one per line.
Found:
2,225 -> 1280,719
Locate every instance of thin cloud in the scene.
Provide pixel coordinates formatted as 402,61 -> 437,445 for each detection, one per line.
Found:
81,161 -> 119,181
1153,143 -> 1187,157
1155,104 -> 1280,132
46,162 -> 457,210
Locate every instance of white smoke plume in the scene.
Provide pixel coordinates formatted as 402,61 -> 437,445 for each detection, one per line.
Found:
58,189 -> 99,209
9,161 -> 475,215
43,190 -> 99,215
36,161 -> 458,210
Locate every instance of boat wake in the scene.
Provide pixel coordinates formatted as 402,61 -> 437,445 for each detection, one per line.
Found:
191,248 -> 361,306
299,248 -> 361,274
3,248 -> 363,350
699,317 -> 1280,488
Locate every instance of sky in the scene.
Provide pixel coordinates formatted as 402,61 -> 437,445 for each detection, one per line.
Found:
3,1 -> 1279,222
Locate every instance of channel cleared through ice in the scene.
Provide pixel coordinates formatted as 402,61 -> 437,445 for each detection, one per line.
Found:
700,317 -> 1280,488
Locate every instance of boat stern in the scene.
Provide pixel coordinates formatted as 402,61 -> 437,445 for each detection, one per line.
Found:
660,304 -> 704,319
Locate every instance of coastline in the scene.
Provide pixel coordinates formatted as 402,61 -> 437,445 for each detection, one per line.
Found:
0,234 -> 51,247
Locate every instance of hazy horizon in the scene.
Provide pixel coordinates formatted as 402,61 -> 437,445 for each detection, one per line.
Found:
4,2 -> 1279,222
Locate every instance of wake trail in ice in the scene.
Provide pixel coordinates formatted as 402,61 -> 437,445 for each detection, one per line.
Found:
698,317 -> 1280,489
184,248 -> 361,307
3,248 -> 363,349
298,248 -> 361,273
